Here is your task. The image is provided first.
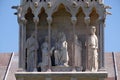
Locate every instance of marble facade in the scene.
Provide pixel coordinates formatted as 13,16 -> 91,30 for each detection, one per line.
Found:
12,0 -> 111,79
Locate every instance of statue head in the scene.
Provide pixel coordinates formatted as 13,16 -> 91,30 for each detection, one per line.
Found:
90,26 -> 96,35
58,32 -> 66,42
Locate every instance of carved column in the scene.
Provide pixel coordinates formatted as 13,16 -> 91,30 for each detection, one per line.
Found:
101,22 -> 105,69
22,17 -> 27,71
71,16 -> 77,71
33,16 -> 39,71
17,6 -> 25,71
18,20 -> 23,70
84,16 -> 90,71
98,17 -> 105,71
19,17 -> 27,71
47,16 -> 52,71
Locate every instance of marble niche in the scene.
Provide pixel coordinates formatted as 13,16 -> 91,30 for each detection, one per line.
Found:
24,6 -> 100,72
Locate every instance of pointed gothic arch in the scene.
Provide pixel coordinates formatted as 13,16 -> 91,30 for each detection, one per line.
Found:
38,7 -> 48,40
52,4 -> 73,66
25,8 -> 35,39
89,7 -> 99,26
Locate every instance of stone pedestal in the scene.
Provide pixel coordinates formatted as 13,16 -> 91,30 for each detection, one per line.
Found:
15,71 -> 108,80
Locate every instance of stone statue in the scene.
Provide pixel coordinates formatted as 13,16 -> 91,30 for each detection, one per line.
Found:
87,26 -> 98,71
38,36 -> 50,71
74,35 -> 82,67
54,32 -> 69,67
26,32 -> 38,71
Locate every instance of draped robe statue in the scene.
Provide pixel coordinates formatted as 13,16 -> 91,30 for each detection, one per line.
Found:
39,36 -> 50,71
87,26 -> 98,71
74,35 -> 82,67
26,32 -> 38,71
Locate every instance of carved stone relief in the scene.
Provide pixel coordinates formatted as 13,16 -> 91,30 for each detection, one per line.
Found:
15,0 -> 108,72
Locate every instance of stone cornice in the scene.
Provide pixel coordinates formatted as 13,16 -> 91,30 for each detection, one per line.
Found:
14,0 -> 108,21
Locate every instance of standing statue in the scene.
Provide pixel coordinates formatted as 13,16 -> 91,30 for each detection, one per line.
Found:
87,26 -> 98,71
74,35 -> 82,67
38,36 -> 50,71
26,32 -> 38,71
54,32 -> 69,67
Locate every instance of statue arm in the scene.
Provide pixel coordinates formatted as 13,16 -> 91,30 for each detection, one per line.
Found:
50,47 -> 55,55
63,41 -> 67,48
85,39 -> 90,47
95,37 -> 98,49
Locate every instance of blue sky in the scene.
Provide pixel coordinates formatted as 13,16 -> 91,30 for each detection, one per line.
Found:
0,0 -> 120,53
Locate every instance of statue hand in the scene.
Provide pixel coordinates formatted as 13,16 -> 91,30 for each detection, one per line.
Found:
50,47 -> 55,55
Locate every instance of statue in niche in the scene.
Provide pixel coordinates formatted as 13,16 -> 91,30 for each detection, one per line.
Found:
26,32 -> 38,71
86,26 -> 98,71
38,36 -> 51,71
54,32 -> 69,67
74,35 -> 82,68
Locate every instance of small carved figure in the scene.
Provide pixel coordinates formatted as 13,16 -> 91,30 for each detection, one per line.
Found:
26,32 -> 38,71
54,32 -> 69,67
38,36 -> 50,71
74,35 -> 82,67
87,26 -> 98,71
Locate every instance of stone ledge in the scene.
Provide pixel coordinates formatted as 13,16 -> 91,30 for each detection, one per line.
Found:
15,71 -> 108,79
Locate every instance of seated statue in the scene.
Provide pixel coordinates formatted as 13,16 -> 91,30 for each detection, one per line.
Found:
26,32 -> 38,71
54,32 -> 69,67
74,35 -> 82,68
86,26 -> 98,71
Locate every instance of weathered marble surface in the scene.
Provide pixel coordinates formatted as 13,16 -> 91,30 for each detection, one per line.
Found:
26,32 -> 38,71
54,32 -> 69,67
13,0 -> 109,73
38,36 -> 50,72
74,35 -> 82,67
15,71 -> 108,80
87,26 -> 98,71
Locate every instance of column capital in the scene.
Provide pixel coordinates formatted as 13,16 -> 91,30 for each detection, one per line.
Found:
84,16 -> 90,26
97,17 -> 105,24
71,16 -> 77,25
47,17 -> 52,24
33,16 -> 39,23
19,17 -> 27,24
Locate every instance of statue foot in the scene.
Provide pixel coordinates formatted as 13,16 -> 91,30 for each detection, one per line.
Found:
64,63 -> 69,67
72,68 -> 76,72
47,68 -> 51,72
